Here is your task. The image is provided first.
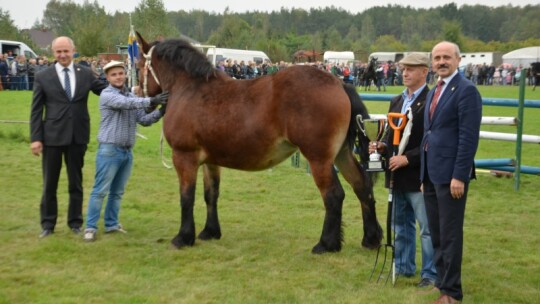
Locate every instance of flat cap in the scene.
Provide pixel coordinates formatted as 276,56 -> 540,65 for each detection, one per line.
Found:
103,60 -> 125,73
399,52 -> 430,67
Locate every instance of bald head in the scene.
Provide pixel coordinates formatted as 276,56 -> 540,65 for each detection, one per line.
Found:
432,41 -> 461,58
431,41 -> 462,78
52,36 -> 76,67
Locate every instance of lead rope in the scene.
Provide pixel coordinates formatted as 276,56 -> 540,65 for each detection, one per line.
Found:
141,45 -> 172,169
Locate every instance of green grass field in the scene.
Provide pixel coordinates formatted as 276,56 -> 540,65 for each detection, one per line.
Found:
0,85 -> 539,303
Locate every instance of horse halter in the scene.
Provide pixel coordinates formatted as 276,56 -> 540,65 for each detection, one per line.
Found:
142,45 -> 161,97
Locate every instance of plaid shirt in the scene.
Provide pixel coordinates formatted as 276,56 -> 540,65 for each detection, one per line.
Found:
97,85 -> 162,148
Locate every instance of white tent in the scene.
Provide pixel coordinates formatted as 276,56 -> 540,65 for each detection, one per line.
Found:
502,47 -> 540,67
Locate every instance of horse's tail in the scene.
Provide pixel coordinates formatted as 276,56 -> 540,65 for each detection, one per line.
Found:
342,83 -> 378,186
342,83 -> 370,163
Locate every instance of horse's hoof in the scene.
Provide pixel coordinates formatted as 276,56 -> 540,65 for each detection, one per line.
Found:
198,228 -> 221,240
171,234 -> 194,249
311,242 -> 340,254
361,238 -> 382,250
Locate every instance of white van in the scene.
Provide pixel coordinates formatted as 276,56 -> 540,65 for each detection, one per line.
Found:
206,48 -> 271,65
323,51 -> 355,64
0,40 -> 38,60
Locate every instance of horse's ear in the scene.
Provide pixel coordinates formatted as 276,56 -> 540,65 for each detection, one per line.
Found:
136,31 -> 149,53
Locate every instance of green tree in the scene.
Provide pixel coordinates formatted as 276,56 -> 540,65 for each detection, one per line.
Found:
359,15 -> 375,47
133,0 -> 177,40
42,0 -> 79,36
207,14 -> 252,49
0,9 -> 21,40
324,27 -> 343,50
72,1 -> 110,56
442,20 -> 465,51
372,35 -> 406,52
510,6 -> 540,41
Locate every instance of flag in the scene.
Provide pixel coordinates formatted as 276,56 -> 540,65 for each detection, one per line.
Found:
127,24 -> 138,87
128,24 -> 138,66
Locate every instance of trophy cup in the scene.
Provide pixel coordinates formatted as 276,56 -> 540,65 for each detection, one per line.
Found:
357,115 -> 387,172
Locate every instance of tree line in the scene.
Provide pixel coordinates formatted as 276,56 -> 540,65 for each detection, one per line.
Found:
1,0 -> 539,62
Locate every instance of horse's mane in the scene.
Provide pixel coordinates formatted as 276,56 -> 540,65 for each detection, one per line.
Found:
152,38 -> 217,87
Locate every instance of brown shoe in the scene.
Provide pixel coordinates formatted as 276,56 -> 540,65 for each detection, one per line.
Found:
432,294 -> 461,304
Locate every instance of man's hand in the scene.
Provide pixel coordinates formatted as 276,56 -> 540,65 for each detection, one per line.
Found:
150,91 -> 169,106
159,104 -> 167,116
368,141 -> 386,154
388,155 -> 408,171
450,178 -> 465,199
30,141 -> 42,156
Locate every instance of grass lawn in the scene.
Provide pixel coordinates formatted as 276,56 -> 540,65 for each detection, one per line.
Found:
0,85 -> 539,303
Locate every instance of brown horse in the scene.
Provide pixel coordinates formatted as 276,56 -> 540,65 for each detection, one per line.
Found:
136,32 -> 382,254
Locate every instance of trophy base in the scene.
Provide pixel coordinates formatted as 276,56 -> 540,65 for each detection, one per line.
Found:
366,161 -> 385,172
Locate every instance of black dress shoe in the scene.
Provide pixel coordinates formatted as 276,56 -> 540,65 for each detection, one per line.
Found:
39,229 -> 54,238
71,227 -> 81,235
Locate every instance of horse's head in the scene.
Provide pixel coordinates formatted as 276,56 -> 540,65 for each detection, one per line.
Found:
136,31 -> 163,97
136,31 -> 217,97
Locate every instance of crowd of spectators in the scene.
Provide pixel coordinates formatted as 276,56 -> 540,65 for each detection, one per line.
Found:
0,53 -> 110,91
460,63 -> 531,86
1,51 -> 537,91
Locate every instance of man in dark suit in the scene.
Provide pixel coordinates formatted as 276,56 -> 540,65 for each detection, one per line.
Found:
371,52 -> 437,288
420,41 -> 482,303
30,36 -> 107,238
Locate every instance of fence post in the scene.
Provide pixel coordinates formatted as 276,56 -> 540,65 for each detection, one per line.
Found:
514,68 -> 527,191
291,151 -> 300,168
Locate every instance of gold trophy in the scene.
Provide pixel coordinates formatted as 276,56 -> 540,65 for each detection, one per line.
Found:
357,115 -> 387,172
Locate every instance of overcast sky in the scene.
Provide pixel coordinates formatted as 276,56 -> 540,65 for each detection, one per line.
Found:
4,0 -> 539,29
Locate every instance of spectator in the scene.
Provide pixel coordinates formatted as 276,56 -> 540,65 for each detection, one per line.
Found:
376,64 -> 386,92
28,58 -> 37,90
0,54 -> 10,90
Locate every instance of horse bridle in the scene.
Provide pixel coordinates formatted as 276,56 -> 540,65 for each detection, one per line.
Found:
142,45 -> 161,97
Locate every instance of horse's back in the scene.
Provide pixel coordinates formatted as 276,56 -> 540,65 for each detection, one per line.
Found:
164,65 -> 352,170
270,66 -> 351,154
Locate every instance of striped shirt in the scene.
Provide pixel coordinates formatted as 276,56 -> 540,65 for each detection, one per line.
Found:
97,85 -> 163,148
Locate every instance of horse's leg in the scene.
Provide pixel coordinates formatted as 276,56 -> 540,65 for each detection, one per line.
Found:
171,151 -> 198,249
308,160 -> 345,254
198,164 -> 222,240
334,146 -> 383,249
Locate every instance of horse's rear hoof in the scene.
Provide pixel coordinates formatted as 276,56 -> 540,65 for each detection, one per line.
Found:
198,228 -> 221,241
361,234 -> 382,249
311,242 -> 341,254
361,240 -> 380,250
171,234 -> 195,249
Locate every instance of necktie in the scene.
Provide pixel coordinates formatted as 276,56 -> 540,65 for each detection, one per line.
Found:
429,80 -> 445,119
63,68 -> 72,100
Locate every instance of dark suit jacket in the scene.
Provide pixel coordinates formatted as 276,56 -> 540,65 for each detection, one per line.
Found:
420,73 -> 482,184
382,85 -> 429,192
30,64 -> 106,146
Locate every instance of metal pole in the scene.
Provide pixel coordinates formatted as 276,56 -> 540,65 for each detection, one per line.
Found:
514,68 -> 527,191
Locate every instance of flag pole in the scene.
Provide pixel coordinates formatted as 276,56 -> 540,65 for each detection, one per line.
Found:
128,14 -> 138,89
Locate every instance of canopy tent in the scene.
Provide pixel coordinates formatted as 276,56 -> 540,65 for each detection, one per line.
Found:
502,47 -> 540,67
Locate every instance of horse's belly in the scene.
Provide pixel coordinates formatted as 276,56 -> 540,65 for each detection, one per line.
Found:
205,139 -> 297,171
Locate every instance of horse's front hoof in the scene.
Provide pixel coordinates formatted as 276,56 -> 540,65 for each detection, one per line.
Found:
311,242 -> 341,254
171,234 -> 195,249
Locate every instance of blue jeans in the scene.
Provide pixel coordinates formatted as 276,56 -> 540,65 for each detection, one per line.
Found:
393,190 -> 437,280
85,144 -> 133,231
